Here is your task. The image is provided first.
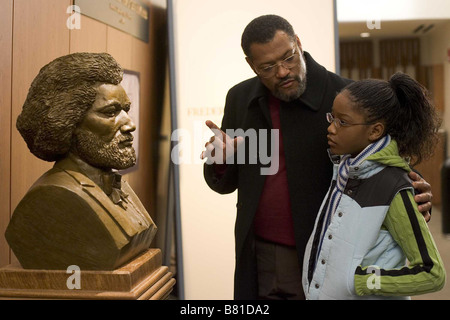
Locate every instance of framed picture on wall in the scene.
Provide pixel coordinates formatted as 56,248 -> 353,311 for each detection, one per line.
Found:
120,70 -> 140,173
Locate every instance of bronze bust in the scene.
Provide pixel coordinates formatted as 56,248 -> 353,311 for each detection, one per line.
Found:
5,53 -> 157,271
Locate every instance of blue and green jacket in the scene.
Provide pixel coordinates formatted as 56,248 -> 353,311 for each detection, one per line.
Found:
302,139 -> 446,300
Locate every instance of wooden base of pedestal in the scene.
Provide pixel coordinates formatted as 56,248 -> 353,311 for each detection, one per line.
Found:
0,249 -> 175,300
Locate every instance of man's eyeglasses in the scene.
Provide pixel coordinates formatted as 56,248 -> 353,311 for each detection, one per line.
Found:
326,113 -> 373,129
254,47 -> 300,79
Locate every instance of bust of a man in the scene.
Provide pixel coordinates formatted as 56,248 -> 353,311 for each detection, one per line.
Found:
5,53 -> 157,271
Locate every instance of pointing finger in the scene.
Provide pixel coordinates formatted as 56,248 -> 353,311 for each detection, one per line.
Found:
206,120 -> 224,138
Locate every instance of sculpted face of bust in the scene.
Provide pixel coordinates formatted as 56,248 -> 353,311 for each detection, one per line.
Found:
72,83 -> 137,170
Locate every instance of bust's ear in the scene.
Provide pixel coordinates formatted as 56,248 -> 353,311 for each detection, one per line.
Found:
368,122 -> 385,142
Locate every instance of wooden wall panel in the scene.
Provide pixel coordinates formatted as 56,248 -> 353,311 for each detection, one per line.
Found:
126,32 -> 155,218
0,0 -> 13,267
107,27 -> 133,70
2,0 -> 166,268
70,15 -> 107,53
119,5 -> 167,219
9,0 -> 71,265
126,5 -> 167,220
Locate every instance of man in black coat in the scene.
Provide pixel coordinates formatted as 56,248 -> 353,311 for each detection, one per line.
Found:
202,15 -> 432,300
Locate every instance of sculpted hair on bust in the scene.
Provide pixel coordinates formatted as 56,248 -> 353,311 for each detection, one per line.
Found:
241,14 -> 296,58
17,52 -> 123,162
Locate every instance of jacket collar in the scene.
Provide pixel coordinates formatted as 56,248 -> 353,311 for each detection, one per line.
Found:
247,51 -> 329,111
298,51 -> 329,111
55,154 -> 117,195
53,155 -> 152,237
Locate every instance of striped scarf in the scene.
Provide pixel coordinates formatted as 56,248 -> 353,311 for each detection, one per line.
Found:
316,135 -> 391,261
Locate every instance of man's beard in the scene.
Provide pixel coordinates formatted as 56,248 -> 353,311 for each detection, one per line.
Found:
274,53 -> 307,102
73,129 -> 136,170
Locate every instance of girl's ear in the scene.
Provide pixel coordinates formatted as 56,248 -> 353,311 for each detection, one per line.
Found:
368,122 -> 385,142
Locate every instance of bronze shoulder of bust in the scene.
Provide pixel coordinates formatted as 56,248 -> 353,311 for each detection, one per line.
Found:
6,153 -> 157,271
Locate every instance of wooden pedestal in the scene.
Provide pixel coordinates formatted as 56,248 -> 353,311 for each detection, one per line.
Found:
0,249 -> 175,300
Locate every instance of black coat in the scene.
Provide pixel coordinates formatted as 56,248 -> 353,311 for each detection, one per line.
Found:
204,52 -> 352,299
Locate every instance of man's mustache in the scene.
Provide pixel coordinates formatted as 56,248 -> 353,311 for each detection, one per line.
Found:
278,75 -> 300,87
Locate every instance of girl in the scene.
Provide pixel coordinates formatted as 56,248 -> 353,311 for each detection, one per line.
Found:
302,72 -> 445,300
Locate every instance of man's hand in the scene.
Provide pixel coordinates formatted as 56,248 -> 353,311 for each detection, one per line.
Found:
409,171 -> 432,222
200,120 -> 243,164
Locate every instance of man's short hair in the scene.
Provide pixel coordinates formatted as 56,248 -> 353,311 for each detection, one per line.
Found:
17,52 -> 123,162
241,15 -> 296,58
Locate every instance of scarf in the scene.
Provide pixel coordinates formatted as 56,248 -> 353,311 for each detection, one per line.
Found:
316,135 -> 391,262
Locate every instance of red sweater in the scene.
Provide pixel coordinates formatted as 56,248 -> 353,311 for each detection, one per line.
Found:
253,95 -> 296,246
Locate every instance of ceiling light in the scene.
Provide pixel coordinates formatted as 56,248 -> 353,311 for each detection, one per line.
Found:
360,32 -> 371,38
